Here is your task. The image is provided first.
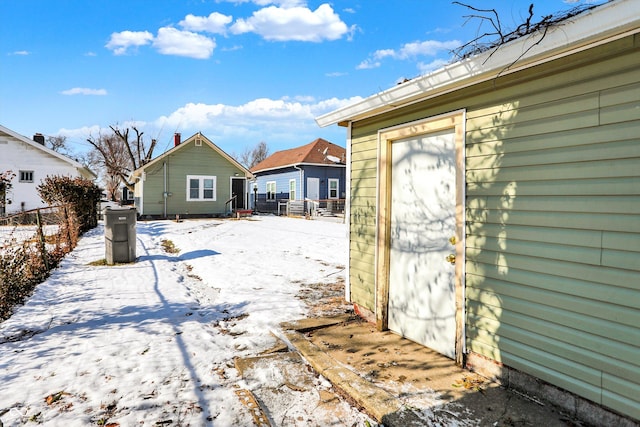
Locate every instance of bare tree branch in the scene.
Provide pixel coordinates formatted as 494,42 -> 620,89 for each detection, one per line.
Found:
234,141 -> 270,169
453,2 -> 503,41
451,2 -> 601,62
46,135 -> 68,153
87,125 -> 157,194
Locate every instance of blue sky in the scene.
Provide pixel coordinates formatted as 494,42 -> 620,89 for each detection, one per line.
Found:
0,0 -> 598,159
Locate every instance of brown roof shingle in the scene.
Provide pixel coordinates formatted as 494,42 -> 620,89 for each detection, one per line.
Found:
251,138 -> 345,172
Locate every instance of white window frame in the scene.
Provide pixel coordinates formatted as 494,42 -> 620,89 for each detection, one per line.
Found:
289,179 -> 296,201
19,170 -> 34,183
266,181 -> 276,201
328,178 -> 339,199
186,175 -> 216,201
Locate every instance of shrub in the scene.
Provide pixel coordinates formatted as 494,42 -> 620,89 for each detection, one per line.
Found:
37,175 -> 102,233
0,238 -> 51,320
0,176 -> 101,321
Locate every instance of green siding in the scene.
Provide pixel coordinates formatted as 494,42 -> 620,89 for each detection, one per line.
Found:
348,35 -> 640,419
141,139 -> 245,216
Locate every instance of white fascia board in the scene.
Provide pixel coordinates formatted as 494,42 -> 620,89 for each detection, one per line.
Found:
252,162 -> 345,174
252,163 -> 301,174
299,162 -> 346,168
315,0 -> 640,127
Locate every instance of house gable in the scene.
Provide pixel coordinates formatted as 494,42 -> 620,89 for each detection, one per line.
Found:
0,125 -> 96,213
133,133 -> 251,217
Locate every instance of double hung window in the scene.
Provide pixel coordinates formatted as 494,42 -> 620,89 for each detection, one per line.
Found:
266,181 -> 276,201
328,178 -> 339,199
187,175 -> 216,201
289,179 -> 296,200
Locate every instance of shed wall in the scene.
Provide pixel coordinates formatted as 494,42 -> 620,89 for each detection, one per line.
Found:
348,35 -> 640,419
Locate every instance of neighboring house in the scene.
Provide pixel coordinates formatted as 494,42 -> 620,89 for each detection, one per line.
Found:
250,138 -> 346,215
131,132 -> 252,218
120,186 -> 134,205
0,124 -> 96,215
316,1 -> 639,424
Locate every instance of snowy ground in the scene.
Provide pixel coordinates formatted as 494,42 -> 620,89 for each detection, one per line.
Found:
0,225 -> 59,246
0,216 -> 372,426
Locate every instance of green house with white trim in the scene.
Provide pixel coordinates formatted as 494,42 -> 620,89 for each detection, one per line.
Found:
132,132 -> 252,218
316,0 -> 639,424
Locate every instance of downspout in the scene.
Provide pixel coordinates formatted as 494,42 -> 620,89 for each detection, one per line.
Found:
293,164 -> 303,201
293,164 -> 305,217
163,161 -> 167,218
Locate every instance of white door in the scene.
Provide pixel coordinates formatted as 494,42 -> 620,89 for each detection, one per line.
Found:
307,177 -> 319,200
388,128 -> 457,358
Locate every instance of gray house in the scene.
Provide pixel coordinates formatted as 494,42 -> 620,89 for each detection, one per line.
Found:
316,0 -> 639,424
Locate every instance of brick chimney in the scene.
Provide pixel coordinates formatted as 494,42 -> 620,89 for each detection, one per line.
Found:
174,133 -> 181,147
33,133 -> 45,145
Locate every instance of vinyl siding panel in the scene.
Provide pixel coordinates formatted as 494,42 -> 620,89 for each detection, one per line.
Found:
348,133 -> 378,308
464,42 -> 640,418
346,34 -> 640,419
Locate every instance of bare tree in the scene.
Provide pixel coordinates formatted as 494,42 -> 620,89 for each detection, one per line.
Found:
236,141 -> 269,169
86,133 -> 130,200
86,125 -> 157,192
46,135 -> 68,153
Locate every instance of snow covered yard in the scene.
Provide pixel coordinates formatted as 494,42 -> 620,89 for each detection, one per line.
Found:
0,216 -> 370,426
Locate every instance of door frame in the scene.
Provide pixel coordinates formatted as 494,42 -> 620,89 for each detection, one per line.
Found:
307,177 -> 320,200
375,109 -> 466,365
230,177 -> 246,210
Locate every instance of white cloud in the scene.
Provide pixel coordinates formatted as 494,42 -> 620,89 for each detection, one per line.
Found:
373,39 -> 460,61
356,59 -> 380,70
61,88 -> 108,96
359,39 -> 460,71
325,71 -> 347,77
155,96 -> 363,133
58,125 -> 105,140
10,50 -> 30,56
153,27 -> 216,59
60,96 -> 361,154
179,12 -> 233,34
105,30 -> 153,55
230,4 -> 350,42
222,45 -> 243,51
371,48 -> 395,60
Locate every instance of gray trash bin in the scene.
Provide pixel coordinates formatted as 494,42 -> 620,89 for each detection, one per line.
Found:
104,207 -> 137,264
